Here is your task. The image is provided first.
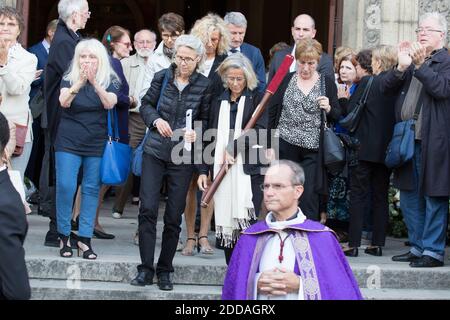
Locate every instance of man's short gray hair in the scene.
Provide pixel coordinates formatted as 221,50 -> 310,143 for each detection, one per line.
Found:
270,160 -> 305,186
224,12 -> 247,28
58,0 -> 86,23
419,12 -> 448,44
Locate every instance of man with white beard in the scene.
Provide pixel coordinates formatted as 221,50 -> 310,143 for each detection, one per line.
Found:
112,29 -> 157,226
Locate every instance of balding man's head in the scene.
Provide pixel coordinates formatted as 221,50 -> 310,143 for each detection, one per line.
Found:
292,14 -> 317,43
134,29 -> 157,58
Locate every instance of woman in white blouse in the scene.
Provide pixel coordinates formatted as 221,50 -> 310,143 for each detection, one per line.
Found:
0,7 -> 38,180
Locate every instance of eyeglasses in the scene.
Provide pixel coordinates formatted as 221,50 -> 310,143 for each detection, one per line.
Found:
175,55 -> 197,64
116,42 -> 132,49
227,76 -> 245,83
135,40 -> 155,45
260,183 -> 300,191
0,22 -> 18,28
161,33 -> 179,40
415,28 -> 443,34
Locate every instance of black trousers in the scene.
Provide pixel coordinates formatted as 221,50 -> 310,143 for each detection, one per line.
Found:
25,116 -> 45,187
137,153 -> 194,275
279,139 -> 320,221
224,173 -> 264,265
348,160 -> 390,247
40,130 -> 57,237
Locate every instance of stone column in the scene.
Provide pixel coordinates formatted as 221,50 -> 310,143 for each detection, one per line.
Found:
0,0 -> 17,7
380,0 -> 419,46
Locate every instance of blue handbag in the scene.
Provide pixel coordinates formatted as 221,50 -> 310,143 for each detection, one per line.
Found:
385,103 -> 422,169
132,70 -> 170,176
100,108 -> 132,185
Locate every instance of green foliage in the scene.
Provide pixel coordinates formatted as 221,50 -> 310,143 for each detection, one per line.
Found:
387,187 -> 408,238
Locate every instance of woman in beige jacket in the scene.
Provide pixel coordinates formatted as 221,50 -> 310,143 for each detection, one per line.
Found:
0,7 -> 38,181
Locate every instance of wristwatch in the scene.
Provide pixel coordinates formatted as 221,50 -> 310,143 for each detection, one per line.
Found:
69,87 -> 79,95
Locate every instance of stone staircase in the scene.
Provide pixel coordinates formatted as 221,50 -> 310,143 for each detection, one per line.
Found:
24,201 -> 450,300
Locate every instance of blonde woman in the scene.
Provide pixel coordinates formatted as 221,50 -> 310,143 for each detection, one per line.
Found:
56,39 -> 119,260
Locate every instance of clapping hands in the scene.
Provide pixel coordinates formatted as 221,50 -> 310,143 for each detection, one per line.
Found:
397,41 -> 426,72
0,39 -> 12,65
80,62 -> 97,85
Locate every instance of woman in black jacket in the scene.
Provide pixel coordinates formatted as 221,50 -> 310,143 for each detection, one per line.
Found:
131,35 -> 212,291
197,53 -> 267,264
182,13 -> 231,256
268,39 -> 341,221
341,46 -> 397,257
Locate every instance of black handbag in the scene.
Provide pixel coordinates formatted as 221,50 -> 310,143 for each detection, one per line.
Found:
323,110 -> 346,175
29,88 -> 45,119
319,77 -> 346,175
339,76 -> 374,133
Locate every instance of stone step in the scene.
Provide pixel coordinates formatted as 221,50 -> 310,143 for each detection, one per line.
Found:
26,256 -> 450,290
30,279 -> 222,300
29,279 -> 450,300
361,288 -> 450,300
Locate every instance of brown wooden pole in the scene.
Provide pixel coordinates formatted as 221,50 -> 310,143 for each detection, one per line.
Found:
200,54 -> 295,208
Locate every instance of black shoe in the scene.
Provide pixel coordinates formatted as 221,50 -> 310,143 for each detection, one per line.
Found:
130,271 -> 154,287
343,247 -> 358,257
410,255 -> 444,268
365,246 -> 382,256
77,236 -> 97,260
44,232 -> 60,247
157,273 -> 173,291
93,228 -> 115,240
392,252 -> 421,262
27,191 -> 40,205
59,234 -> 73,258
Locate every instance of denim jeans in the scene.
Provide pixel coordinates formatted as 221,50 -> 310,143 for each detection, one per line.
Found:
400,143 -> 449,262
55,152 -> 102,238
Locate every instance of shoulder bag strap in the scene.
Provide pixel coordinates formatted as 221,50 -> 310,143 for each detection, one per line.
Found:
360,76 -> 374,105
156,69 -> 171,112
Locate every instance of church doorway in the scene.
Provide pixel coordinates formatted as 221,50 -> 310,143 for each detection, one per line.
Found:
23,0 -> 343,64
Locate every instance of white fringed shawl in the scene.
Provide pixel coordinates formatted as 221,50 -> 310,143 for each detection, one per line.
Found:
213,96 -> 255,247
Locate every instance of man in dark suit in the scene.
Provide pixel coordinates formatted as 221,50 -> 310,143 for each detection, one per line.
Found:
0,112 -> 31,300
25,19 -> 58,203
268,14 -> 334,82
41,0 -> 90,247
224,12 -> 266,93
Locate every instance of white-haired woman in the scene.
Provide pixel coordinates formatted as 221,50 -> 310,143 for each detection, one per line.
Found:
131,35 -> 212,290
55,39 -> 119,260
181,13 -> 231,256
197,53 -> 267,265
42,0 -> 90,248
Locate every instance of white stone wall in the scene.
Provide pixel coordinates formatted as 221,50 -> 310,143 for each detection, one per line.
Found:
0,0 -> 17,7
342,0 -> 449,50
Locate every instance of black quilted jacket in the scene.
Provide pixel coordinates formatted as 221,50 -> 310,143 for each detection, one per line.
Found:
140,64 -> 212,162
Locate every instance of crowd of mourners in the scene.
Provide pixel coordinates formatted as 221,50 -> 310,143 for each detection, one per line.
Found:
0,0 -> 449,299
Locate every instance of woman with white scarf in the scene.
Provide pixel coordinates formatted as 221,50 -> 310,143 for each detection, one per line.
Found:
198,53 -> 267,264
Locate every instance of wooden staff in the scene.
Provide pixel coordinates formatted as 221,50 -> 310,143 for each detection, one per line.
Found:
200,54 -> 295,208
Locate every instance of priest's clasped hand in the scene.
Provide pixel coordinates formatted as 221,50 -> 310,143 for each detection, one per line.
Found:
257,268 -> 300,296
